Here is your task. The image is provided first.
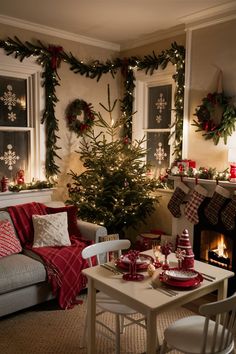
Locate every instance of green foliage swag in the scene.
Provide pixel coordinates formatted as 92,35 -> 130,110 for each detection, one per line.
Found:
66,87 -> 161,234
0,37 -> 185,177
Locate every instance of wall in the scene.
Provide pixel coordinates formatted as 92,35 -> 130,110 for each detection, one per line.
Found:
187,19 -> 236,171
0,22 -> 121,201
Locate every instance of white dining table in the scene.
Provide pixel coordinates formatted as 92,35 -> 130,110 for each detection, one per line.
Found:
82,251 -> 234,354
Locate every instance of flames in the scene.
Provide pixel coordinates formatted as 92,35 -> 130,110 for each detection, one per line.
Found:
212,235 -> 228,259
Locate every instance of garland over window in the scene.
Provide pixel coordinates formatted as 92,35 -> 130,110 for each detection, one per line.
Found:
0,37 -> 185,176
192,92 -> 236,145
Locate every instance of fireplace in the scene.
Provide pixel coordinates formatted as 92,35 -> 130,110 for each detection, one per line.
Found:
193,197 -> 236,294
170,177 -> 236,295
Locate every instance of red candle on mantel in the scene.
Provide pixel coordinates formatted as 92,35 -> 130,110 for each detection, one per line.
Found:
1,176 -> 9,192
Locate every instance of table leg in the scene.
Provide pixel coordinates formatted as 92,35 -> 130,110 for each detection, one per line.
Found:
87,278 -> 96,354
146,310 -> 158,354
217,279 -> 228,301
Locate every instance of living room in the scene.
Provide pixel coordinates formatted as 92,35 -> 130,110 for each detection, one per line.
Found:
0,1 -> 236,353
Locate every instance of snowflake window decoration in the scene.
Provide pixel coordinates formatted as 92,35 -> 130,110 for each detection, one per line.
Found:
154,142 -> 167,164
0,84 -> 20,111
156,115 -> 162,124
0,144 -> 20,170
8,112 -> 17,122
155,93 -> 167,114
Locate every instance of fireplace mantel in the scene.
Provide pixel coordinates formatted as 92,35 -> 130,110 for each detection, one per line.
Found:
169,176 -> 236,195
0,189 -> 54,208
170,176 -> 236,245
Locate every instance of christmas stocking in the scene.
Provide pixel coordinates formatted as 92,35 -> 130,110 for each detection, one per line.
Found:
184,184 -> 208,224
168,182 -> 190,218
204,185 -> 230,225
221,191 -> 236,230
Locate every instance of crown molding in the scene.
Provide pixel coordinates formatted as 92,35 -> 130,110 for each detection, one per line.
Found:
0,15 -> 120,52
120,25 -> 185,51
181,1 -> 236,30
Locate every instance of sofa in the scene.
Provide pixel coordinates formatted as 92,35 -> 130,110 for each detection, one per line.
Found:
0,201 -> 107,318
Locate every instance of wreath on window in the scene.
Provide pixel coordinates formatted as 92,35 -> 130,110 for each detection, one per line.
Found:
66,99 -> 96,136
192,92 -> 236,145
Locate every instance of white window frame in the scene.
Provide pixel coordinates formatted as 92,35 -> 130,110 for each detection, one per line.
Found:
0,49 -> 45,181
133,64 -> 176,175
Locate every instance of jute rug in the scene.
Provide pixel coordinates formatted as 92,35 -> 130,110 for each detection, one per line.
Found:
0,292 -> 195,354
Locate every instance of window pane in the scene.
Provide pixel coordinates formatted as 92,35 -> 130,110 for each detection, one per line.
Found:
146,132 -> 170,177
0,76 -> 27,127
148,85 -> 172,129
0,131 -> 29,180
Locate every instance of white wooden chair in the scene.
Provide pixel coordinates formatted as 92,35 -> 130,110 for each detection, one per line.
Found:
160,292 -> 236,354
81,239 -> 146,354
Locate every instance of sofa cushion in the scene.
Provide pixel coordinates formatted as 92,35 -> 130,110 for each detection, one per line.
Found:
46,205 -> 82,238
32,212 -> 71,248
0,253 -> 47,294
0,220 -> 22,258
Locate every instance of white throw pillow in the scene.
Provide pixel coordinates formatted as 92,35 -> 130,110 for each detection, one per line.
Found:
32,212 -> 71,248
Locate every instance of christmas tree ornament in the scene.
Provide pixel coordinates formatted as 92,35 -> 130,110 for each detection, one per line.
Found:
204,185 -> 230,225
221,191 -> 236,230
176,229 -> 194,269
167,182 -> 190,218
184,184 -> 208,224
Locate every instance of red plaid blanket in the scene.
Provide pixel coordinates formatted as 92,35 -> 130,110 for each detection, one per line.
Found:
8,202 -> 92,309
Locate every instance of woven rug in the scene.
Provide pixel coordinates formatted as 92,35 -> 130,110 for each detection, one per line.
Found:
0,292 -> 195,354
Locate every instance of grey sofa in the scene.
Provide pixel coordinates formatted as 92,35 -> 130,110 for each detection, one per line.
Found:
0,201 -> 107,317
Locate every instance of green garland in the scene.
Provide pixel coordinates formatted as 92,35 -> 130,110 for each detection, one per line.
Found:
66,99 -> 96,136
0,37 -> 185,175
192,92 -> 236,145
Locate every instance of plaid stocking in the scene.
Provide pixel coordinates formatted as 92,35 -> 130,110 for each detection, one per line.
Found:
184,184 -> 208,224
204,185 -> 230,225
168,182 -> 189,218
221,193 -> 236,230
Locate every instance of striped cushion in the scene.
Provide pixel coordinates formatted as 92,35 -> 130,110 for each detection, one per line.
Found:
0,220 -> 22,258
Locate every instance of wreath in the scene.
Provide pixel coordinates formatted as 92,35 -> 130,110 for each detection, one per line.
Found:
66,99 -> 96,136
192,92 -> 236,145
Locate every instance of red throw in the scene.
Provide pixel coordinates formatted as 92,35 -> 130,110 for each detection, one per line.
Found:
8,202 -> 92,309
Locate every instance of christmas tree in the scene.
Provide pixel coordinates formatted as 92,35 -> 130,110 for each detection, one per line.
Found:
66,86 -> 160,235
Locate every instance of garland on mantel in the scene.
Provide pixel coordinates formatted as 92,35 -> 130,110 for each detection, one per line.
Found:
0,37 -> 185,177
168,165 -> 230,181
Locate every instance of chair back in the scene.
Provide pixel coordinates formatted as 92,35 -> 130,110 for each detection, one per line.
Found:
82,239 -> 131,267
199,292 -> 236,353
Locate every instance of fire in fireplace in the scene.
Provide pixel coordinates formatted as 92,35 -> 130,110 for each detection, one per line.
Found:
203,232 -> 231,269
193,197 -> 236,294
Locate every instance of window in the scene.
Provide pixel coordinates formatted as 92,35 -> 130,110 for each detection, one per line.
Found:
133,65 -> 175,178
0,50 -> 45,183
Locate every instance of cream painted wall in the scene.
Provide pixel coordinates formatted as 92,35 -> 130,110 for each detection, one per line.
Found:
187,19 -> 236,171
0,23 -> 121,201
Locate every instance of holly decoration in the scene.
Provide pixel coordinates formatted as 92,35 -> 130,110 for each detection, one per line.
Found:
66,99 -> 96,136
192,92 -> 236,145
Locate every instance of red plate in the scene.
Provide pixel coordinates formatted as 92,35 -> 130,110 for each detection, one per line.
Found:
159,272 -> 203,288
116,254 -> 154,271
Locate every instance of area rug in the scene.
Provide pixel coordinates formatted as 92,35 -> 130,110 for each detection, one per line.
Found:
0,292 -> 195,354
